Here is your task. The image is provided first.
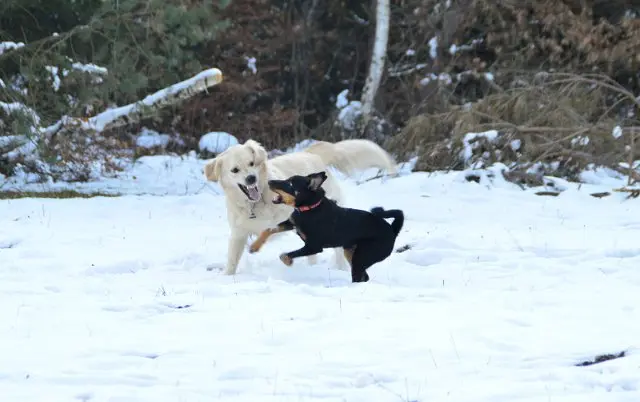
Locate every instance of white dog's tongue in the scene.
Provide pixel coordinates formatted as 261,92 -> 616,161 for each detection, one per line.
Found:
247,185 -> 260,201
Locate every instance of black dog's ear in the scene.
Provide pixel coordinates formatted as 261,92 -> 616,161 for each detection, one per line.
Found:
307,171 -> 328,191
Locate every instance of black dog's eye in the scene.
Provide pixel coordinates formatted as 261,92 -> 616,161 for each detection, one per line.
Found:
231,167 -> 239,173
249,161 -> 254,167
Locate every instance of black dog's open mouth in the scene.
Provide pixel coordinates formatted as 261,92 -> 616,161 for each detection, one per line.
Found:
238,183 -> 261,202
267,180 -> 291,205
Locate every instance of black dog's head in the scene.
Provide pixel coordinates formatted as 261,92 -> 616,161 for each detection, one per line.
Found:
268,171 -> 328,207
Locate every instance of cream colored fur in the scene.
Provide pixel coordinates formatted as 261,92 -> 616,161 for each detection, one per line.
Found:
304,139 -> 398,177
204,138 -> 398,276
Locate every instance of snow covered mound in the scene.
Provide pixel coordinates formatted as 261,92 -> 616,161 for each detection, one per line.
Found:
1,155 -> 640,401
198,131 -> 239,154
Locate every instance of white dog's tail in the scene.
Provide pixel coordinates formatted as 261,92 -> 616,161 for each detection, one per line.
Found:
303,139 -> 398,177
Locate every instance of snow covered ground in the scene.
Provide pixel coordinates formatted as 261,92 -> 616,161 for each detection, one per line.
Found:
2,155 -> 640,402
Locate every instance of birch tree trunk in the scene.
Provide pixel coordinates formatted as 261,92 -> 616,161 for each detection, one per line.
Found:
360,0 -> 390,131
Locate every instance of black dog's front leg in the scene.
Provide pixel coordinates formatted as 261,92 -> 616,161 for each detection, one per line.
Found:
280,245 -> 322,266
249,218 -> 295,253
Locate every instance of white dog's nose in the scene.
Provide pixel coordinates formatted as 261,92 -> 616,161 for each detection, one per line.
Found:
245,175 -> 257,185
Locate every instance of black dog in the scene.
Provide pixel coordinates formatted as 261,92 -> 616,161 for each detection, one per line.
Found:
248,171 -> 404,282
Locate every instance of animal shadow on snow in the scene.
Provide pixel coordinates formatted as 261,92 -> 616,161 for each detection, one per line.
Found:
242,247 -> 355,287
202,233 -> 354,286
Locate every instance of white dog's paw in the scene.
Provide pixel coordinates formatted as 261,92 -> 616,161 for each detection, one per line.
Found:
223,268 -> 238,275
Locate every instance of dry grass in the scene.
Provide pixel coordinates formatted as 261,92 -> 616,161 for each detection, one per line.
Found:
387,73 -> 640,182
576,350 -> 626,367
0,190 -> 119,200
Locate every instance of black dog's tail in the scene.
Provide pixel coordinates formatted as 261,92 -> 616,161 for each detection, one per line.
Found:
370,207 -> 404,237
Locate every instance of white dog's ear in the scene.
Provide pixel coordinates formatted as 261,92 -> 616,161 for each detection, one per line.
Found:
204,158 -> 222,182
307,171 -> 328,191
245,139 -> 268,166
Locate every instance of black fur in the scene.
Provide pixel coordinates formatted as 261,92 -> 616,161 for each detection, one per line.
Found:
267,171 -> 404,283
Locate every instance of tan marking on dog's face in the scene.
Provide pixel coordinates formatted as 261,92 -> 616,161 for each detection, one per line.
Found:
273,189 -> 296,206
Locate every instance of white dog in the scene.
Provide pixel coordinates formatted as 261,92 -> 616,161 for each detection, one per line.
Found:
204,138 -> 398,275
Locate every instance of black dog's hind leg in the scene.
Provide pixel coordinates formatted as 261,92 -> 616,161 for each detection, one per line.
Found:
350,239 -> 395,283
280,245 -> 322,266
351,260 -> 370,283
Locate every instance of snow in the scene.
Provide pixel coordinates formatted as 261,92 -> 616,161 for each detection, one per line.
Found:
571,135 -> 590,146
428,36 -> 438,60
198,131 -> 239,154
613,126 -> 623,139
337,101 -> 363,130
0,41 -> 25,55
336,89 -> 350,109
0,102 -> 41,157
510,139 -> 522,151
420,73 -> 453,86
2,154 -> 640,401
0,102 -> 42,162
460,130 -> 500,163
45,66 -> 63,92
245,56 -> 257,75
44,59 -> 108,88
71,61 -> 108,76
136,127 -> 171,149
68,61 -> 108,84
420,71 -> 494,87
0,101 -> 41,127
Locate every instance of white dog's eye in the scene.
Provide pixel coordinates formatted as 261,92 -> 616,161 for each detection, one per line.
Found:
231,167 -> 239,174
249,161 -> 254,167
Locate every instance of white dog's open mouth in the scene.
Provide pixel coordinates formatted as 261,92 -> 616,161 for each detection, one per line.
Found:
238,184 -> 261,202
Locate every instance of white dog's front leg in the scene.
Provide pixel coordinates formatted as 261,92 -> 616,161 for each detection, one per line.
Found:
334,248 -> 348,271
225,230 -> 249,275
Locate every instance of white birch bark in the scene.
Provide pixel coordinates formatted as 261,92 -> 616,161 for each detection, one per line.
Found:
360,0 -> 390,129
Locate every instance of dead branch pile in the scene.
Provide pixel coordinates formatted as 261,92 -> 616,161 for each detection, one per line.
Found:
387,73 -> 640,182
381,0 -> 640,131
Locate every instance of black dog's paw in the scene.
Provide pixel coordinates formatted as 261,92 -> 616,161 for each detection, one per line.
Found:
352,271 -> 370,283
279,253 -> 293,266
370,207 -> 384,214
